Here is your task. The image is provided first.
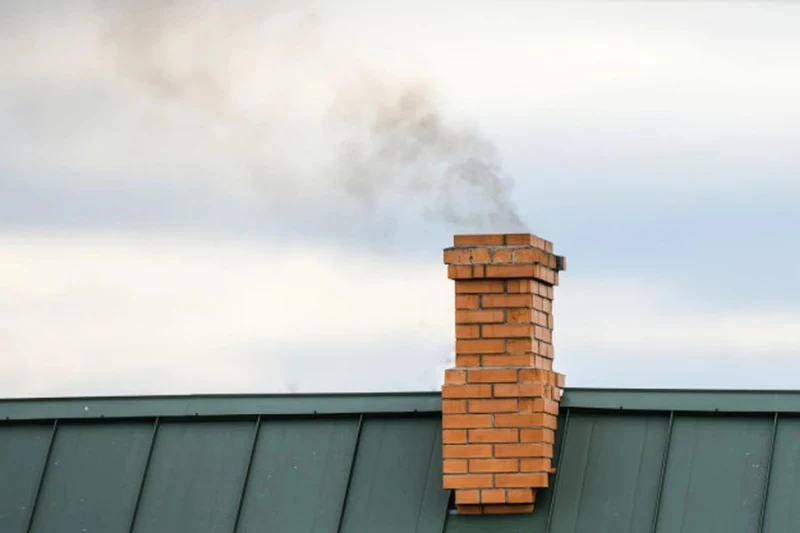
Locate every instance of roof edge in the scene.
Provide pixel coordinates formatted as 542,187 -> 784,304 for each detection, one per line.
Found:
3,388 -> 800,422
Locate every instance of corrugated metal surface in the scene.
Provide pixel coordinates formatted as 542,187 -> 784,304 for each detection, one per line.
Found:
2,390 -> 800,533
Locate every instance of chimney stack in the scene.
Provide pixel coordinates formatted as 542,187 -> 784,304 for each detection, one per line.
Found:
441,233 -> 566,515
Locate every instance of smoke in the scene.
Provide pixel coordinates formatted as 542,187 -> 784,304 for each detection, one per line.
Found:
30,0 -> 528,232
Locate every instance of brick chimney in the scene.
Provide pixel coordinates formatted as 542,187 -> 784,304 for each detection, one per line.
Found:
441,233 -> 566,515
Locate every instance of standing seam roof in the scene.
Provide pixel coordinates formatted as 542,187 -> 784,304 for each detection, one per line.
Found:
2,389 -> 800,533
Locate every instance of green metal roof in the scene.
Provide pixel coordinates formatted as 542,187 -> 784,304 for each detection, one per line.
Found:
2,388 -> 799,533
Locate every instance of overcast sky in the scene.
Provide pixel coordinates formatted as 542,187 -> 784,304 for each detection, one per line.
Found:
2,0 -> 800,398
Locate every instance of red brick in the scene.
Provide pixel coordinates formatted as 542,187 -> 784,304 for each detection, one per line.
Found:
456,325 -> 480,339
455,295 -> 480,309
447,265 -> 474,279
504,234 -> 535,246
455,490 -> 480,504
519,369 -> 552,383
493,248 -> 513,262
555,373 -> 566,388
507,308 -> 534,324
494,384 -> 545,398
481,294 -> 534,308
456,339 -> 506,354
454,235 -> 505,246
473,264 -> 486,278
495,413 -> 553,428
470,248 -> 491,263
507,280 -> 534,293
508,489 -> 535,504
444,459 -> 468,474
482,354 -> 535,367
495,444 -> 551,458
455,355 -> 481,367
445,369 -> 466,385
468,429 -> 519,443
520,429 -> 555,444
519,399 -> 559,415
535,357 -> 553,370
468,399 -> 518,413
481,324 -> 533,339
456,310 -> 505,324
480,489 -> 506,504
443,400 -> 467,414
512,248 -> 548,263
495,473 -> 549,488
467,369 -> 518,383
469,458 -> 519,473
443,429 -> 467,444
442,384 -> 492,399
485,264 -> 538,279
520,458 -> 552,472
444,445 -> 493,458
483,504 -> 535,514
443,414 -> 493,429
443,474 -> 494,489
457,504 -> 483,515
444,249 -> 472,264
455,280 -> 505,294
507,338 -> 538,354
534,326 -> 552,343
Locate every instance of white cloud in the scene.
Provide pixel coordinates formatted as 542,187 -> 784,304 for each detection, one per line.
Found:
3,230 -> 800,397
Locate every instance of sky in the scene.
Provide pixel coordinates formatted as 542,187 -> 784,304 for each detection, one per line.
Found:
2,0 -> 800,397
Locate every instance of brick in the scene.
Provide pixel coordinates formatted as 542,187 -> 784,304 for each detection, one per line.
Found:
493,248 -> 514,262
555,373 -> 566,388
442,384 -> 492,399
507,308 -> 534,323
473,264 -> 486,277
456,325 -> 480,339
454,234 -> 505,246
520,458 -> 552,472
443,414 -> 493,429
485,264 -> 538,279
504,233 -> 535,245
468,399 -> 518,413
444,249 -> 471,264
541,298 -> 552,313
468,429 -> 519,443
455,489 -> 480,504
456,504 -> 483,515
518,399 -> 559,415
483,503 -> 535,514
443,474 -> 494,489
480,489 -> 507,504
494,383 -> 545,398
455,295 -> 480,309
482,354 -> 535,367
512,248 -> 548,264
443,445 -> 493,458
470,247 -> 491,263
481,294 -> 534,308
467,369 -> 518,383
495,413 -> 553,428
508,489 -> 535,504
495,473 -> 549,488
535,357 -> 553,370
456,355 -> 481,367
443,429 -> 467,444
469,458 -> 519,473
445,369 -> 466,385
495,443 -> 551,458
444,459 -> 468,474
534,326 -> 553,343
448,265 -> 474,279
520,429 -> 555,444
442,400 -> 467,414
455,280 -> 505,294
507,338 -> 538,354
481,324 -> 533,339
519,369 -> 551,383
456,339 -> 506,354
455,310 -> 505,324
507,280 -> 534,293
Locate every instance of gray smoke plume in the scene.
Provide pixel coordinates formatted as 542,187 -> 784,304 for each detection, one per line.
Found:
96,0 -> 526,232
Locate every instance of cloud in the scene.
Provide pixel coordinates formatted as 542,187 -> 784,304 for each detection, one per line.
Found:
3,230 -> 800,397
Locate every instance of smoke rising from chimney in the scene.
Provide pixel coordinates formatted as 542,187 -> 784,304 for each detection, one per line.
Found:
96,1 -> 527,232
